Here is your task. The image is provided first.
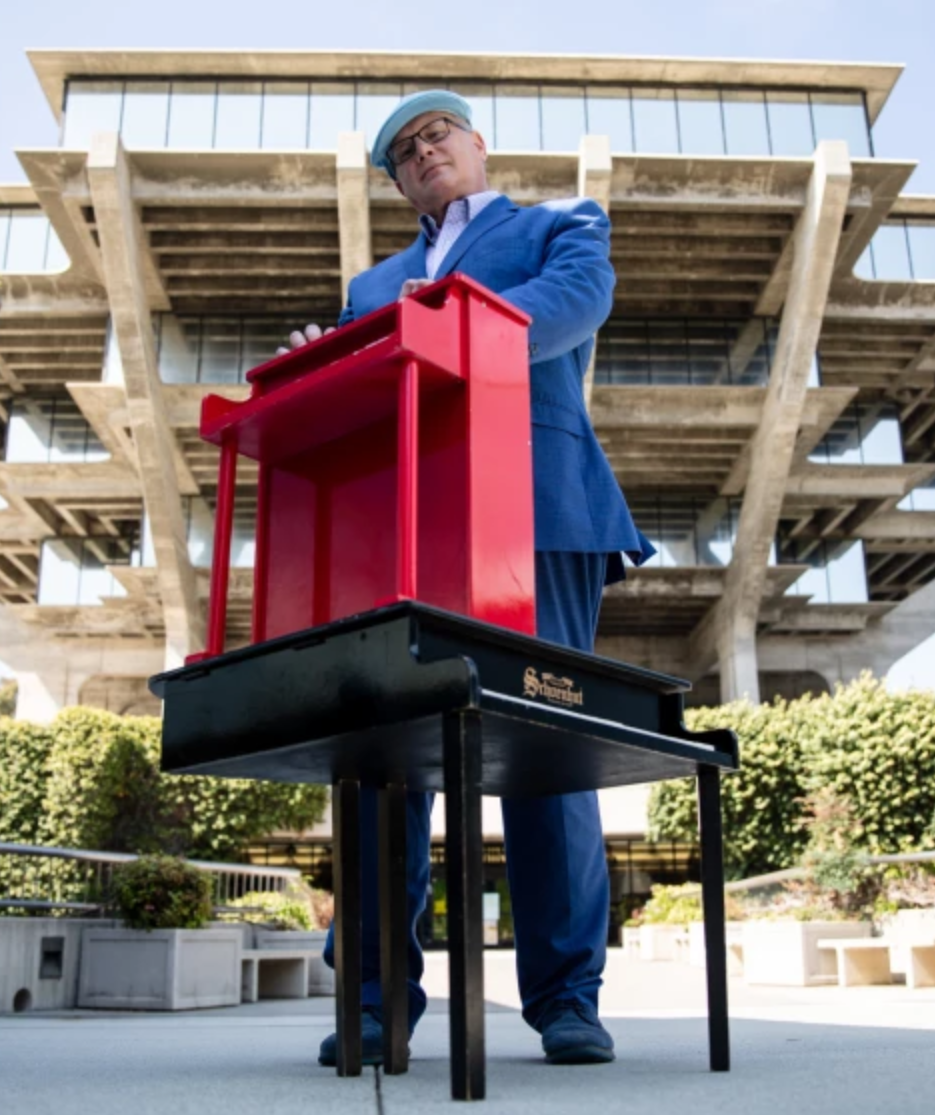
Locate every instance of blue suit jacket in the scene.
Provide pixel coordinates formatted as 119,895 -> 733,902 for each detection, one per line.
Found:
338,194 -> 654,571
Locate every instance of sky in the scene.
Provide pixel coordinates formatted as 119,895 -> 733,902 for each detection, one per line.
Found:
0,0 -> 933,690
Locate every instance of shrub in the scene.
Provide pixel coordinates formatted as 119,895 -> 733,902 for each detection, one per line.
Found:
221,887 -> 314,931
0,707 -> 328,910
648,676 -> 935,879
112,855 -> 213,930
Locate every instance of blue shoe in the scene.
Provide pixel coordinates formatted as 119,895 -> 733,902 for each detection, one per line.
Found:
319,1006 -> 408,1067
538,1000 -> 615,1065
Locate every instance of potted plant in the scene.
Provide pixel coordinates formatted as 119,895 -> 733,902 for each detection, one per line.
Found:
220,885 -> 334,995
78,855 -> 243,1010
633,884 -> 701,961
742,791 -> 874,986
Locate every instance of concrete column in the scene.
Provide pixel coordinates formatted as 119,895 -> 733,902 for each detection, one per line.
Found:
336,132 -> 372,304
86,133 -> 203,668
688,142 -> 853,704
578,134 -> 612,414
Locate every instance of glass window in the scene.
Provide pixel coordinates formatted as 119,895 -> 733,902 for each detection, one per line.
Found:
104,318 -> 125,385
184,496 -> 215,566
854,244 -> 876,280
6,399 -> 53,462
675,89 -> 724,156
585,87 -> 633,153
241,318 -> 285,374
541,86 -> 586,150
261,82 -> 309,149
231,520 -> 256,567
355,83 -> 402,150
810,93 -> 870,158
688,320 -> 732,383
898,482 -> 935,512
121,82 -> 170,147
722,91 -> 770,156
167,82 -> 217,149
44,227 -> 69,272
631,88 -> 679,154
788,563 -> 831,604
696,497 -> 737,566
156,315 -> 200,383
38,539 -> 82,605
75,541 -> 117,605
449,83 -> 495,145
648,319 -> 689,384
308,83 -> 355,148
494,85 -> 541,150
858,404 -> 903,464
200,318 -> 241,383
907,224 -> 935,281
827,541 -> 869,603
62,81 -> 123,148
871,223 -> 913,280
4,212 -> 50,272
765,92 -> 814,157
214,82 -> 263,149
0,210 -> 10,267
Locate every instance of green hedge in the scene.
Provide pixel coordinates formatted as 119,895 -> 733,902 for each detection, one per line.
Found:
0,707 -> 328,905
648,675 -> 935,879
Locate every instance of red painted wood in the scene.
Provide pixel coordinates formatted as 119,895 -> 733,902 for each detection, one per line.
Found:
205,438 -> 237,656
194,274 -> 536,658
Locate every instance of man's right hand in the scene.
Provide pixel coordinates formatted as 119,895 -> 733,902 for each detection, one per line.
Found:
275,322 -> 335,356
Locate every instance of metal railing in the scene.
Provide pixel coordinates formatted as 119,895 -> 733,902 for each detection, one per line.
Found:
680,849 -> 935,899
0,841 -> 303,915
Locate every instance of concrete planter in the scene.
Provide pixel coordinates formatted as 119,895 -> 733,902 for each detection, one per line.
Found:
638,924 -> 684,962
78,927 -> 242,1010
688,921 -> 745,976
0,917 -> 118,1014
253,929 -> 333,995
742,919 -> 871,986
620,926 -> 641,956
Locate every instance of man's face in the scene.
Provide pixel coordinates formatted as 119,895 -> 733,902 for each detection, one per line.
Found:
392,111 -> 488,218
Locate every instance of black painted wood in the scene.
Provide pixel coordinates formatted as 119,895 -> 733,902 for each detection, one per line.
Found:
379,783 -> 410,1074
333,779 -> 362,1077
444,710 -> 486,1101
698,766 -> 730,1072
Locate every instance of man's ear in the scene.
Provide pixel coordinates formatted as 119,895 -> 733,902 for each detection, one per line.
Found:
473,131 -> 488,161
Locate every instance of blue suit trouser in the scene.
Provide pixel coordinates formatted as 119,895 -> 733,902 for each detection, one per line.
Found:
323,550 -> 610,1032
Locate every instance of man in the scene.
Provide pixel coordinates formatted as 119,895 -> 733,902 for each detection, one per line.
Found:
281,90 -> 654,1066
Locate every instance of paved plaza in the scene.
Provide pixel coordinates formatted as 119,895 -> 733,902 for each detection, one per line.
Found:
3,950 -> 934,1114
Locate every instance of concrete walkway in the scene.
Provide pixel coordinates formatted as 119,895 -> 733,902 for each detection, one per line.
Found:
3,951 -> 934,1114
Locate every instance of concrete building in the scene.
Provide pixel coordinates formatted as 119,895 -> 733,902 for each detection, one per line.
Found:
1,51 -> 934,922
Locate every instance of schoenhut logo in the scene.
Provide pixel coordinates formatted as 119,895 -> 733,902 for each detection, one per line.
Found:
523,667 -> 584,707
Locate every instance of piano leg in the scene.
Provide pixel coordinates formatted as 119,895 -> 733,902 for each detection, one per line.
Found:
378,782 -> 410,1074
697,764 -> 730,1072
333,778 -> 363,1076
443,710 -> 486,1101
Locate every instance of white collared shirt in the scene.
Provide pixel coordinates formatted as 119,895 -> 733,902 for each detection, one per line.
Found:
419,191 -> 501,279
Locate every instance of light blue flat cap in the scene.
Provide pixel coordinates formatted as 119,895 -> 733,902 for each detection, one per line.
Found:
371,90 -> 473,178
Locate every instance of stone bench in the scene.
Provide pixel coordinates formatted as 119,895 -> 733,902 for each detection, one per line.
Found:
816,938 -> 894,987
240,948 -> 321,1003
817,937 -> 935,989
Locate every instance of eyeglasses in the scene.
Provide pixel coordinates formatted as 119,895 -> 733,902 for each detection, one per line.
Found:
388,117 -> 471,169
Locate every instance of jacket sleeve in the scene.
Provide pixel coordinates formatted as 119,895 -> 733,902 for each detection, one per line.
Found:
337,280 -> 357,327
497,198 -> 615,365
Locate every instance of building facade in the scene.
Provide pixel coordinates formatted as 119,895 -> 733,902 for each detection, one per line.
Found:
1,53 -> 934,912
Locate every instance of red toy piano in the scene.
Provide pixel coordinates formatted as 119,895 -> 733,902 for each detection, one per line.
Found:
193,273 -> 536,662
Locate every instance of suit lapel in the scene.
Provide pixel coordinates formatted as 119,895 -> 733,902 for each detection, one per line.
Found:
434,195 -> 519,279
396,234 -> 429,282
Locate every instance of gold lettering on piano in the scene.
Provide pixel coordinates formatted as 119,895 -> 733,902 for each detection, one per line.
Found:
522,667 -> 584,708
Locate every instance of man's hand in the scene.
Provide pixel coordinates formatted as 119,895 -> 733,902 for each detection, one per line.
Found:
275,322 -> 335,356
398,278 -> 433,300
